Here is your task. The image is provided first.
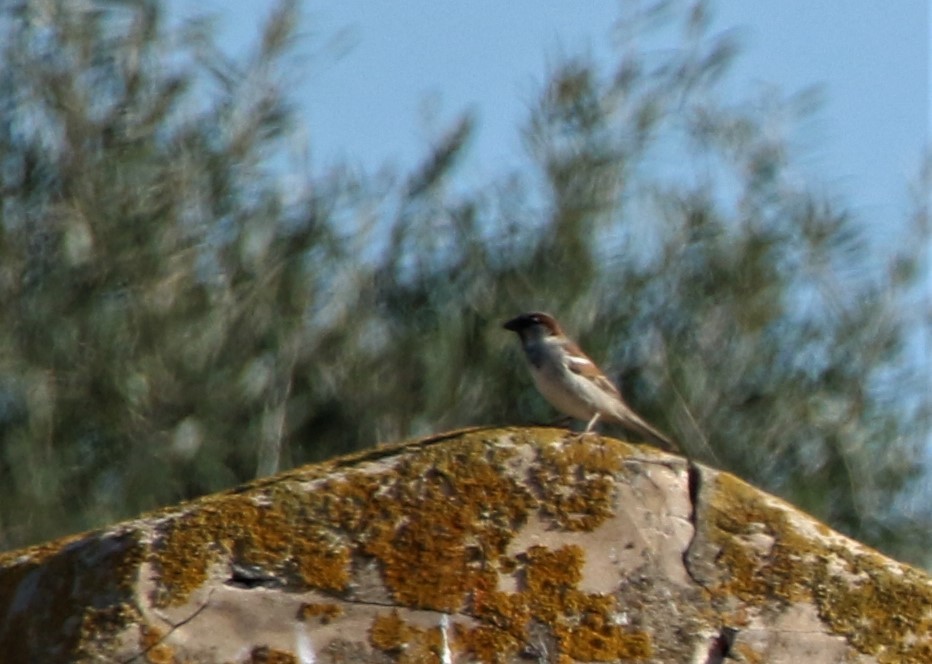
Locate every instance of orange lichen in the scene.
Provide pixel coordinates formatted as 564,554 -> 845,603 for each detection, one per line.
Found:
249,645 -> 298,663
146,427 -> 636,652
353,434 -> 659,662
454,622 -> 523,663
369,610 -> 408,651
293,533 -> 351,593
151,487 -> 352,607
522,545 -> 584,623
564,622 -> 652,661
429,542 -> 655,662
369,610 -> 444,663
330,438 -> 537,612
471,587 -> 530,638
152,505 -> 226,607
531,437 -> 623,531
5,426 -> 930,663
512,545 -> 653,660
298,602 -> 343,624
147,429 -> 639,660
138,624 -> 174,664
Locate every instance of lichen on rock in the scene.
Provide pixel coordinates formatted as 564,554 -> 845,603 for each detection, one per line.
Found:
0,426 -> 928,663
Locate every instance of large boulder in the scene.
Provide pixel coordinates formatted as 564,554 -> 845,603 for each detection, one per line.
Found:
0,426 -> 929,662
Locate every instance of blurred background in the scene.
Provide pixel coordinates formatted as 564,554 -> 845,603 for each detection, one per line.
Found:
0,0 -> 929,568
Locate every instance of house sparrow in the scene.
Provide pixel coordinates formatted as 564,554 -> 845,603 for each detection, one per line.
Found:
503,311 -> 675,451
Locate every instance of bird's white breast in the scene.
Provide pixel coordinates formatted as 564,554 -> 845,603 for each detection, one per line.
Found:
525,337 -> 607,421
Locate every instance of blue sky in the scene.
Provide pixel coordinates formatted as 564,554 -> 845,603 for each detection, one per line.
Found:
169,1 -> 929,231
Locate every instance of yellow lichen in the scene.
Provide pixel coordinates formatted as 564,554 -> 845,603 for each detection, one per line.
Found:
705,473 -> 812,604
707,472 -> 932,663
812,549 -> 932,663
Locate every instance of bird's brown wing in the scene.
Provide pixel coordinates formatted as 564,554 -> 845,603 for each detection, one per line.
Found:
562,339 -> 679,453
560,339 -> 622,398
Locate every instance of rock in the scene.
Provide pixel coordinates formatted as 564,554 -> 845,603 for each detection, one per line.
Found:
0,426 -> 928,663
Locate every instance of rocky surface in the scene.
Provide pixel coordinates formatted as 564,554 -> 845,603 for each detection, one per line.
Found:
0,426 -> 929,663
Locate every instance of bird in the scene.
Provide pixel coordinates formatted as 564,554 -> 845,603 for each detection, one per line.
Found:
503,311 -> 676,451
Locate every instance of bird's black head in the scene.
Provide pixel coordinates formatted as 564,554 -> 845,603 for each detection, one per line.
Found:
503,312 -> 561,335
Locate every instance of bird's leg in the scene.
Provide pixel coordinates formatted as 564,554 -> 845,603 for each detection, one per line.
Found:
570,412 -> 602,443
584,412 -> 601,433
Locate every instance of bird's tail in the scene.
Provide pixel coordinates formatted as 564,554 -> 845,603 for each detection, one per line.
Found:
617,410 -> 680,454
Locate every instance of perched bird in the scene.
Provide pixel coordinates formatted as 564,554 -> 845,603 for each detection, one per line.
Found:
503,311 -> 675,451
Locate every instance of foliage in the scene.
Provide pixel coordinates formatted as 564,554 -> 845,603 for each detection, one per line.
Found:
0,0 -> 928,567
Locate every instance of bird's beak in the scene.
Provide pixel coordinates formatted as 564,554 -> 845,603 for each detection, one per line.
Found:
503,317 -> 522,331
